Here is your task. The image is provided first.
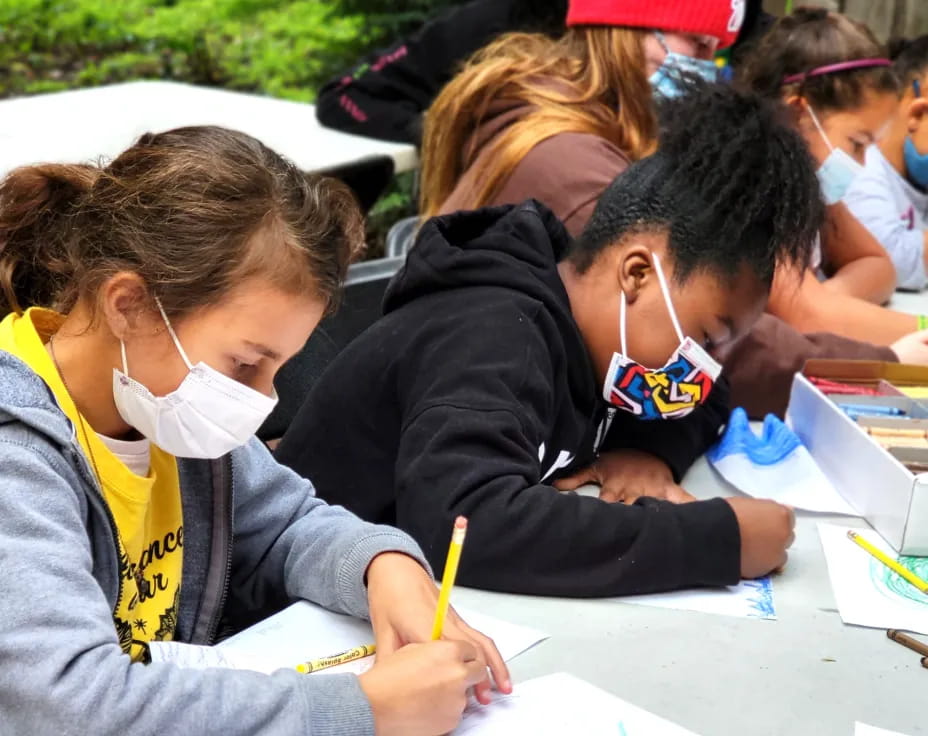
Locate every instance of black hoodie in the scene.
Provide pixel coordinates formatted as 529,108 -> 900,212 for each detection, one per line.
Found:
276,202 -> 741,597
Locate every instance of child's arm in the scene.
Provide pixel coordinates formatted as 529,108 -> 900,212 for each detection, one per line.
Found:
768,264 -> 917,344
819,202 -> 897,303
721,313 -> 899,419
844,174 -> 928,291
394,400 -> 744,596
0,441 -> 376,735
224,439 -> 428,622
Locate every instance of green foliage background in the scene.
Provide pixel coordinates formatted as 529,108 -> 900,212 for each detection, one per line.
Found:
0,0 -> 456,252
0,0 -> 454,101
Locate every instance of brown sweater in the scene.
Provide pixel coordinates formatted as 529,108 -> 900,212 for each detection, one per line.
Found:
436,99 -> 896,417
439,98 -> 631,237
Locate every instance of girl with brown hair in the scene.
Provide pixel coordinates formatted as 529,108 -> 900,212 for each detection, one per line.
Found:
420,0 -> 744,234
0,125 -> 507,735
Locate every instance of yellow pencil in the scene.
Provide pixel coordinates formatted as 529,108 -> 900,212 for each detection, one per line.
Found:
847,530 -> 928,595
295,643 -> 376,674
431,516 -> 468,640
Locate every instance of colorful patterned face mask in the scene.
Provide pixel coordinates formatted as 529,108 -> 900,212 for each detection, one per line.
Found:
602,252 -> 723,420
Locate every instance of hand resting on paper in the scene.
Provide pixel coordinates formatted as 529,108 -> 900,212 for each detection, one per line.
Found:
553,448 -> 696,504
361,552 -> 512,736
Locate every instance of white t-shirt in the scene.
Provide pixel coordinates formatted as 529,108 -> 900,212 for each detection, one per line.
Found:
844,144 -> 928,291
96,433 -> 152,478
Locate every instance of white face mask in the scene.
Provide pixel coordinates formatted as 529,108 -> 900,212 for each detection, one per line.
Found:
807,104 -> 863,205
112,300 -> 278,459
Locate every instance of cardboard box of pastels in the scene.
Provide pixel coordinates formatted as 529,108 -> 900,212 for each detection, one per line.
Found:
786,360 -> 928,556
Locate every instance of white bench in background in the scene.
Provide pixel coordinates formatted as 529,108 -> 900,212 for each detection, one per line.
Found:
0,80 -> 418,178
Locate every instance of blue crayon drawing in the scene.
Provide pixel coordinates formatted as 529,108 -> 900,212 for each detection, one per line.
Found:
742,576 -> 776,619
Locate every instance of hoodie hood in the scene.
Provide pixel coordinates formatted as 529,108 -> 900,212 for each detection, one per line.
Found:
386,199 -> 571,318
385,200 -> 599,414
0,350 -> 76,449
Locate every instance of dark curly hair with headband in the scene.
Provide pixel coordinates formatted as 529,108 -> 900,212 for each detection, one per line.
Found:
737,7 -> 898,111
570,80 -> 824,288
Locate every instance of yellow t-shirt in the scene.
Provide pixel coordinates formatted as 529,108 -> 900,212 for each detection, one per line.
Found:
0,308 -> 184,661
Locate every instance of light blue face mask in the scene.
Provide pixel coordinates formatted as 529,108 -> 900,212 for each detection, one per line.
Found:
807,103 -> 863,205
903,81 -> 928,190
904,137 -> 928,191
648,32 -> 719,99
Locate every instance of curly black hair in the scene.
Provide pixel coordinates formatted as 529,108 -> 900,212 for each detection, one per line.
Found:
570,81 -> 824,288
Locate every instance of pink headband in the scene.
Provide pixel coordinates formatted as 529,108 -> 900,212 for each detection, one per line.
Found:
781,58 -> 892,85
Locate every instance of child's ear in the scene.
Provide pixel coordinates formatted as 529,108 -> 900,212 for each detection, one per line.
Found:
784,94 -> 808,127
617,243 -> 653,306
908,97 -> 928,131
100,272 -> 155,341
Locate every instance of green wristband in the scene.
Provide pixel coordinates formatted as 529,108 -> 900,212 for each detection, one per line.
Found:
920,315 -> 928,331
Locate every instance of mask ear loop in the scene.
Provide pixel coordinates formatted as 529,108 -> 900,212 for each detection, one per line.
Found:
155,298 -> 194,370
619,289 -> 629,356
805,103 -> 835,152
654,31 -> 671,55
120,340 -> 130,376
650,252 -> 685,344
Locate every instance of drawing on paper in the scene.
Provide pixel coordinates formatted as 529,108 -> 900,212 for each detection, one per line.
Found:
742,577 -> 776,618
869,556 -> 928,606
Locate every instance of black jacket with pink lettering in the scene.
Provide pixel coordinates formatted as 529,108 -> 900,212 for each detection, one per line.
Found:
314,0 -> 565,144
276,202 -> 740,597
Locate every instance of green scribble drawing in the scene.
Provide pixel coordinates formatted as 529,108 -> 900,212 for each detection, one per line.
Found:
868,555 -> 928,605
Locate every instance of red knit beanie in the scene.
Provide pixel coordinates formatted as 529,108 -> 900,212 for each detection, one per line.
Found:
566,0 -> 745,50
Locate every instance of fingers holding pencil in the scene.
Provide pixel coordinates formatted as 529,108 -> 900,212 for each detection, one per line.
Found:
440,606 -> 512,703
432,517 -> 512,703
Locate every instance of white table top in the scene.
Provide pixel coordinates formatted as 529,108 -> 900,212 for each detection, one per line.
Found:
890,290 -> 928,317
454,457 -> 924,736
0,81 -> 418,177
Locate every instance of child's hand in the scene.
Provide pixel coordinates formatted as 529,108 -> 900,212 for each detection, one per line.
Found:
365,552 -> 511,705
359,639 -> 487,736
891,328 -> 928,365
724,497 -> 795,578
553,448 -> 695,504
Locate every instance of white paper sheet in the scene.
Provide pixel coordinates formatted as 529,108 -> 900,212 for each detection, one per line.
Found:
710,447 -> 859,516
453,672 -> 699,735
148,600 -> 548,675
818,523 -> 928,635
855,722 -> 911,736
619,577 -> 776,620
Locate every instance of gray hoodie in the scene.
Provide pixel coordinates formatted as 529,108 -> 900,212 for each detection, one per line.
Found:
0,349 -> 428,735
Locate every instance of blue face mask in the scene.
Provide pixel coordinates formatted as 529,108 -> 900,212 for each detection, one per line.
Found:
904,136 -> 928,191
648,32 -> 719,99
807,104 -> 863,205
